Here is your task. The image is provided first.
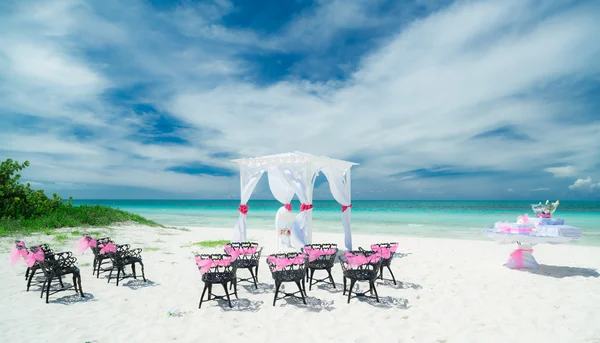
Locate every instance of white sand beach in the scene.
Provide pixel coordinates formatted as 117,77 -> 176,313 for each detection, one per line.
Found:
1,225 -> 599,343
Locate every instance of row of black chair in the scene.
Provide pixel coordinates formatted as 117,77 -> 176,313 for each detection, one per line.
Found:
195,242 -> 399,308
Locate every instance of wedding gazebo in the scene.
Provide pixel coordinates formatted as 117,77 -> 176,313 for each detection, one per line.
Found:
230,152 -> 358,250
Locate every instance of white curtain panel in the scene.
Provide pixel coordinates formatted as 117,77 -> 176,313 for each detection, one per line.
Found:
321,165 -> 353,250
268,165 -> 296,247
232,165 -> 265,242
282,164 -> 317,248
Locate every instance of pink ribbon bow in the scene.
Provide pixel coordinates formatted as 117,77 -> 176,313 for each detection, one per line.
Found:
344,252 -> 382,268
25,247 -> 45,268
517,213 -> 529,224
9,241 -> 28,266
304,247 -> 337,262
284,203 -> 292,211
371,243 -> 398,259
224,245 -> 258,260
75,234 -> 98,254
536,213 -> 551,218
342,204 -> 352,212
99,242 -> 117,254
508,248 -> 534,269
195,256 -> 233,275
300,203 -> 313,212
238,204 -> 249,215
267,253 -> 306,271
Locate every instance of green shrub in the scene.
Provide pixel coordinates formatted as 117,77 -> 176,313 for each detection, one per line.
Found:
0,158 -> 162,236
0,158 -> 71,219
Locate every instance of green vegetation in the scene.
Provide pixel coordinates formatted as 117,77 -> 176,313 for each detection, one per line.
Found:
181,240 -> 229,248
0,158 -> 162,237
144,247 -> 160,252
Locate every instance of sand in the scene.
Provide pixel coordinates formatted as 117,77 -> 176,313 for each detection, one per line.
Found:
1,224 -> 599,343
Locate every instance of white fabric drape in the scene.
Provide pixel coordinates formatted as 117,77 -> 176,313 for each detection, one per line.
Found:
321,166 -> 353,250
282,165 -> 316,248
232,165 -> 265,242
268,165 -> 296,249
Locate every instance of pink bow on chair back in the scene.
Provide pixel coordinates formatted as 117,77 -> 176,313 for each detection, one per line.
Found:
9,241 -> 28,266
75,234 -> 98,254
24,247 -> 45,268
371,243 -> 398,259
344,252 -> 381,268
99,242 -> 117,254
304,247 -> 337,262
267,253 -> 306,271
195,256 -> 233,275
224,245 -> 257,260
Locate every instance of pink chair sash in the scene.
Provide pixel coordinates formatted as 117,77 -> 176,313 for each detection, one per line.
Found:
99,243 -> 117,254
9,241 -> 28,266
224,245 -> 258,260
284,203 -> 292,211
371,243 -> 398,259
195,256 -> 234,275
267,253 -> 306,271
304,247 -> 337,262
508,248 -> 534,269
24,247 -> 45,268
75,234 -> 98,254
238,204 -> 249,215
300,204 -> 313,212
344,252 -> 382,268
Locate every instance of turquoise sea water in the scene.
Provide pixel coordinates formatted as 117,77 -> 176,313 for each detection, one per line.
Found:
73,200 -> 600,246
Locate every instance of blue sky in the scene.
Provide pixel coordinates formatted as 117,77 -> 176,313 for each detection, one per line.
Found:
1,0 -> 600,200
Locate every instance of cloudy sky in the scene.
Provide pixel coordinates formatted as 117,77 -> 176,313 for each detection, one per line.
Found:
1,0 -> 599,200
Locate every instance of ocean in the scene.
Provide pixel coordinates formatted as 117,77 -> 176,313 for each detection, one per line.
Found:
73,200 -> 600,246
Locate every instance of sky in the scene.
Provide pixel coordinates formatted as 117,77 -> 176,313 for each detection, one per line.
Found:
1,0 -> 600,201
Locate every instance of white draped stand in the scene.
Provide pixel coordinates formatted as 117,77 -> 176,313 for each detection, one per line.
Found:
230,152 -> 358,251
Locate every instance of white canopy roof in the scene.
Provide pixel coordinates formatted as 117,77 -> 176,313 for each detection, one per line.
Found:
231,151 -> 358,170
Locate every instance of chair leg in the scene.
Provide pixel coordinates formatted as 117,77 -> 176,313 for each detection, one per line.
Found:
386,265 -> 396,285
370,280 -> 380,302
347,279 -> 357,303
222,282 -> 232,308
273,281 -> 282,306
131,263 -> 137,279
27,269 -> 35,291
343,277 -> 347,295
46,277 -> 52,303
58,276 -> 64,288
116,267 -> 122,286
107,267 -> 114,283
208,284 -> 213,300
379,265 -> 384,280
25,267 -> 30,280
327,268 -> 335,288
249,267 -> 258,289
309,268 -> 315,291
92,257 -> 97,275
140,262 -> 146,282
254,265 -> 259,283
233,280 -> 238,299
295,280 -> 307,305
199,283 -> 208,309
73,274 -> 78,293
40,280 -> 46,298
77,274 -> 84,297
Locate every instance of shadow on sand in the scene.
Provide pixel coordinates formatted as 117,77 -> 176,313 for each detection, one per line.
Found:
526,265 -> 600,278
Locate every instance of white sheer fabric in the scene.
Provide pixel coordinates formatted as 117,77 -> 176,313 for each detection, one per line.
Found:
268,165 -> 296,249
232,165 -> 265,242
282,165 -> 317,248
321,166 -> 353,250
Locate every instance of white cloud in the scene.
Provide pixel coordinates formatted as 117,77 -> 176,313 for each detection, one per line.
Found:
569,177 -> 600,191
544,166 -> 577,178
1,0 -> 600,199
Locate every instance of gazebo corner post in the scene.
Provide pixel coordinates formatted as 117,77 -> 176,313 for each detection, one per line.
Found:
345,167 -> 353,251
